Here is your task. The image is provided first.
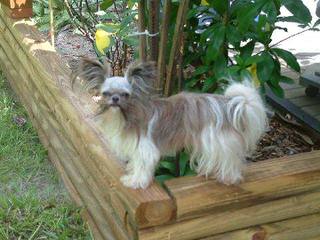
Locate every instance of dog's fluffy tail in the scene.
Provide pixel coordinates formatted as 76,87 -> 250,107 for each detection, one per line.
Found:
224,83 -> 267,153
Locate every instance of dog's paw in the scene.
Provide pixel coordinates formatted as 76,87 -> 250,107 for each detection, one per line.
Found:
120,174 -> 151,189
218,174 -> 243,185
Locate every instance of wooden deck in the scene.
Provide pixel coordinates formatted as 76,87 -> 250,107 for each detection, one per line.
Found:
266,68 -> 320,132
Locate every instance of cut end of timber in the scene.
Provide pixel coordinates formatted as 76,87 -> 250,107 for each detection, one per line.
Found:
137,198 -> 176,228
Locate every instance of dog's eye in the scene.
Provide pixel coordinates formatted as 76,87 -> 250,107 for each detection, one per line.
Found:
102,91 -> 111,97
121,92 -> 130,98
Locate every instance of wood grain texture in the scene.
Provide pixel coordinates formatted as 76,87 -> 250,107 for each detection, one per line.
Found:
164,151 -> 320,221
285,87 -> 305,99
0,4 -> 175,230
0,44 -> 126,239
290,95 -> 320,107
2,3 -> 320,240
139,190 -> 320,240
302,105 -> 320,117
203,213 -> 320,240
0,51 -> 108,239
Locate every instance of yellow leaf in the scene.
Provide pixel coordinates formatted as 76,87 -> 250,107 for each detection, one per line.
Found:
95,29 -> 111,55
247,64 -> 260,88
201,0 -> 209,6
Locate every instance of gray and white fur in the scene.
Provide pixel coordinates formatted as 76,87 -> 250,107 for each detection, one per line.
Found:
75,59 -> 267,189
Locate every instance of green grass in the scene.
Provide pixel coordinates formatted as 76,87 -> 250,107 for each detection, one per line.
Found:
0,72 -> 92,239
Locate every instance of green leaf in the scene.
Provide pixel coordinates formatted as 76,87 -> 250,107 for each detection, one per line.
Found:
244,54 -> 265,66
267,81 -> 284,98
96,23 -> 120,33
237,3 -> 262,33
277,16 -> 305,24
279,75 -> 294,84
226,25 -> 241,47
159,160 -> 176,175
257,52 -> 274,83
155,175 -> 175,185
202,76 -> 217,92
313,19 -> 320,28
281,0 -> 312,25
100,0 -> 113,10
271,48 -> 300,72
262,1 -> 279,22
179,152 -> 189,176
240,69 -> 253,82
192,66 -> 210,76
209,0 -> 228,15
205,24 -> 226,63
235,55 -> 244,67
186,77 -> 201,89
214,54 -> 227,79
184,168 -> 196,176
240,41 -> 255,60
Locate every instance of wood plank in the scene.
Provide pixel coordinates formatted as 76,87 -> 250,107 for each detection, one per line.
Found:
0,47 -> 124,240
138,190 -> 320,240
0,53 -> 109,239
280,82 -> 301,90
285,87 -> 305,99
300,63 -> 320,88
0,6 -> 175,229
290,95 -> 320,107
202,213 -> 320,240
302,105 -> 320,117
164,151 -> 320,221
266,88 -> 320,132
0,27 -> 142,239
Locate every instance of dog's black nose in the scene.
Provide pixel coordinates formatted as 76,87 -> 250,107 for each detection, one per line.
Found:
112,96 -> 119,103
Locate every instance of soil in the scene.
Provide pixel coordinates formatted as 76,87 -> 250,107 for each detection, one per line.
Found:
54,28 -> 320,162
250,113 -> 320,161
55,25 -> 96,70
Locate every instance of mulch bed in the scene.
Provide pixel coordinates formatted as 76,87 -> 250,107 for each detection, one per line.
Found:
250,114 -> 320,161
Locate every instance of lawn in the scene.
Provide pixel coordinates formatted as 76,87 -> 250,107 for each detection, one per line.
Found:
0,71 -> 92,239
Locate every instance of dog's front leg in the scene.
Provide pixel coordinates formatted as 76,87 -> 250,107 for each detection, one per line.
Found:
120,136 -> 160,189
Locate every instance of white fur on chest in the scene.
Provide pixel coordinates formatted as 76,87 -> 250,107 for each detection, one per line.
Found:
95,108 -> 139,162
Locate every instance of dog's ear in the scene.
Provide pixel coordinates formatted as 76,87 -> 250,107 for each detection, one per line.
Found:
125,61 -> 157,95
72,58 -> 110,93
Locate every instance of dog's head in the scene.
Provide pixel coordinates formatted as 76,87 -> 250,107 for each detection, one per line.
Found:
74,58 -> 157,111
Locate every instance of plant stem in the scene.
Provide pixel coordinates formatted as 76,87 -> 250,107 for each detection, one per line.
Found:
157,0 -> 171,92
148,0 -> 160,62
138,0 -> 147,61
49,0 -> 54,47
270,28 -> 311,48
164,0 -> 190,97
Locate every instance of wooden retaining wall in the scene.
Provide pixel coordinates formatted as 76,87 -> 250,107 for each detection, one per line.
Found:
1,3 -> 320,239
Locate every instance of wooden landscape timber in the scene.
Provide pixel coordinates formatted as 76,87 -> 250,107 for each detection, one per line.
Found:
1,3 -> 320,240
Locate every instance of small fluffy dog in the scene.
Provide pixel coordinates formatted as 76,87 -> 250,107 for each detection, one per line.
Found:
75,58 -> 267,189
